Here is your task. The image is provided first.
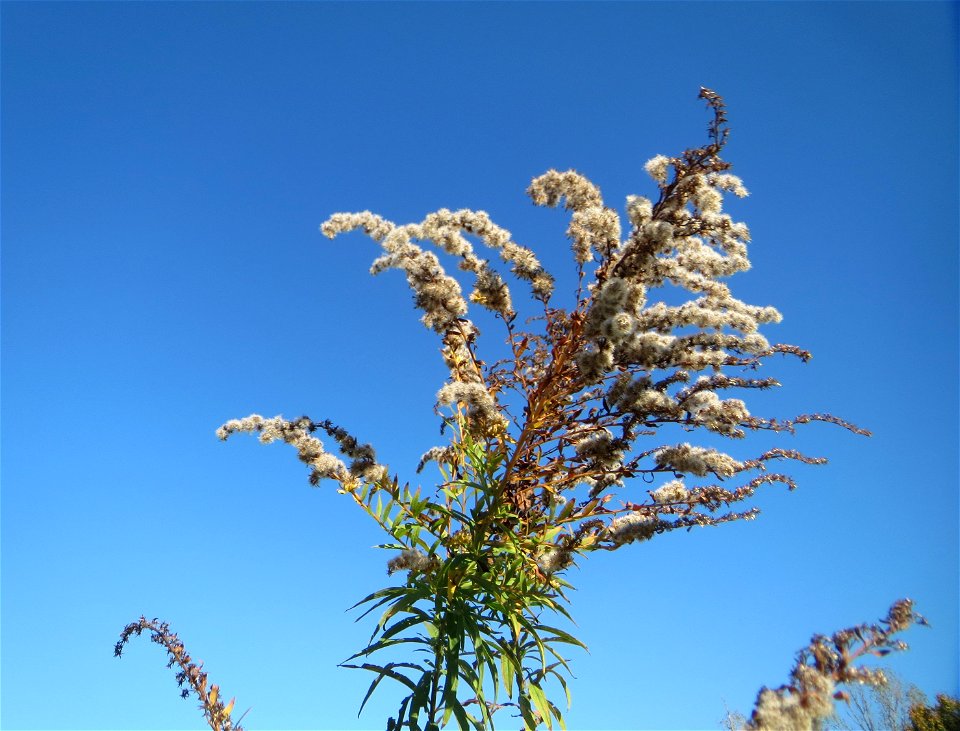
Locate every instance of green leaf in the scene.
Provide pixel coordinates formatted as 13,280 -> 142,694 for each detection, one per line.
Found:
508,613 -> 521,642
549,698 -> 566,731
395,696 -> 411,730
538,625 -> 587,648
440,652 -> 461,727
381,611 -> 432,641
379,496 -> 394,525
518,695 -> 538,730
407,672 -> 432,730
529,683 -> 553,730
471,642 -> 499,704
348,585 -> 407,614
357,668 -> 389,716
340,662 -> 419,694
552,669 -> 572,713
431,502 -> 472,525
557,498 -> 576,521
342,636 -> 426,664
542,526 -> 564,542
449,697 -> 474,731
375,584 -> 432,634
500,649 -> 515,698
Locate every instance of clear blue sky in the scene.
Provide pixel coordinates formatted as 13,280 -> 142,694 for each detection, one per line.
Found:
2,2 -> 957,730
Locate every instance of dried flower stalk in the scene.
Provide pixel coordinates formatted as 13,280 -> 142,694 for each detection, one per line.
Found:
115,616 -> 244,731
744,600 -> 927,730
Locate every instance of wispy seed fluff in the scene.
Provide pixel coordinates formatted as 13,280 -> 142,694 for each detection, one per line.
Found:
320,211 -> 395,242
527,169 -> 604,211
691,183 -> 723,214
386,549 -> 438,576
583,276 -> 646,342
416,445 -> 456,474
536,545 -> 574,575
682,389 -> 751,437
644,155 -> 671,184
574,343 -> 615,385
604,312 -> 636,340
655,443 -> 743,478
326,218 -> 470,335
419,208 -> 553,304
650,479 -> 689,504
708,172 -> 750,198
606,512 -> 657,546
217,415 -> 348,484
316,419 -> 389,483
567,206 -> 622,264
625,195 -> 654,227
436,381 -> 508,431
748,667 -> 836,730
372,229 -> 469,333
573,428 -> 624,470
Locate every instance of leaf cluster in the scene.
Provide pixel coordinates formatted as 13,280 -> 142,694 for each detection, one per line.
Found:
343,430 -> 582,730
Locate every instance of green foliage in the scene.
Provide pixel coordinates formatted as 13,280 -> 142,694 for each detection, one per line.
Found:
343,429 -> 583,730
910,695 -> 960,731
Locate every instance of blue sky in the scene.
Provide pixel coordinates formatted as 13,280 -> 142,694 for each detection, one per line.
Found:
2,2 -> 957,730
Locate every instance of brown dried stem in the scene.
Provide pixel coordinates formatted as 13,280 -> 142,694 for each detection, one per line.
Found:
115,616 -> 243,731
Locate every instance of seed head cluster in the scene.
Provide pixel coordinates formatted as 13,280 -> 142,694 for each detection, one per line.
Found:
742,600 -> 926,730
217,415 -> 388,486
217,415 -> 348,484
386,549 -> 439,576
655,443 -> 744,478
219,91 -> 872,584
650,479 -> 689,504
605,512 -> 658,546
222,90 -> 871,580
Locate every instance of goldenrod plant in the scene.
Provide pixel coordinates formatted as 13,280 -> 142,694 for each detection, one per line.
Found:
118,89 -> 922,731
